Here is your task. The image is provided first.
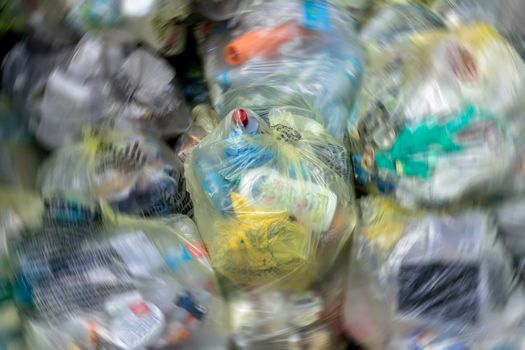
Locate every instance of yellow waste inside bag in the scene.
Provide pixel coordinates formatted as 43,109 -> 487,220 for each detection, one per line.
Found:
186,107 -> 357,291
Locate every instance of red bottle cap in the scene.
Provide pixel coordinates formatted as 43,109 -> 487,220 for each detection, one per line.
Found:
232,108 -> 249,127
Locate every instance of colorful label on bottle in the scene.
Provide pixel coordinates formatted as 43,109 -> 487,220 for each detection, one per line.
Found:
303,0 -> 331,31
239,168 -> 337,232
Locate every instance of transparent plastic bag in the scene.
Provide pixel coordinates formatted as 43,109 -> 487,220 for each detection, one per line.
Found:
196,0 -> 363,141
344,196 -> 515,350
3,197 -> 227,350
185,107 -> 357,291
38,127 -> 193,218
3,35 -> 192,149
350,23 -> 525,207
1,40 -> 73,135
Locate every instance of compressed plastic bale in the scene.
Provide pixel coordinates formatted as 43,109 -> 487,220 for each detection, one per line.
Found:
37,127 -> 193,218
195,0 -> 363,141
349,23 -> 525,207
185,107 -> 357,292
13,0 -> 190,55
3,35 -> 192,149
1,196 -> 228,350
343,196 -> 514,350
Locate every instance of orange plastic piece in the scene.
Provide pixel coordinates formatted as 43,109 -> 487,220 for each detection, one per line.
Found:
224,22 -> 303,66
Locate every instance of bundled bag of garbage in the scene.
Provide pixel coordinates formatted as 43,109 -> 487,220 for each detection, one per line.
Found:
350,23 -> 525,207
185,106 -> 356,345
343,196 -> 517,350
2,35 -> 191,149
195,0 -> 363,141
11,0 -> 190,54
2,195 -> 227,350
37,127 -> 193,218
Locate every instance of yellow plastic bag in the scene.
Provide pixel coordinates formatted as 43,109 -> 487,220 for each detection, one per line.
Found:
38,127 -> 193,218
186,107 -> 357,291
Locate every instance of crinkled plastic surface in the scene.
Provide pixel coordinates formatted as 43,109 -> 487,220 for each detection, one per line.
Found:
13,0 -> 190,55
186,107 -> 356,291
38,128 -> 193,218
175,104 -> 221,163
196,0 -> 363,141
3,196 -> 227,350
350,23 -> 525,207
360,3 -> 446,50
3,35 -> 192,149
344,196 -> 515,350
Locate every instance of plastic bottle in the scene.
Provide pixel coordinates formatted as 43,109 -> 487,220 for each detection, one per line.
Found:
239,167 -> 338,232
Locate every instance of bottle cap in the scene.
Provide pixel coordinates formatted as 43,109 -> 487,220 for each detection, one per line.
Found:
232,109 -> 249,127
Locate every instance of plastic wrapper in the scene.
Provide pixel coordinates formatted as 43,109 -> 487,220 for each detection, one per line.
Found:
3,35 -> 192,149
196,0 -> 363,141
175,104 -> 221,163
343,196 -> 515,350
37,127 -> 193,218
350,23 -> 525,207
1,196 -> 228,350
14,0 -> 190,55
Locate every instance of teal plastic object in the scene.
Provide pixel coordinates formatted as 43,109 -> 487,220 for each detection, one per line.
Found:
374,105 -> 482,179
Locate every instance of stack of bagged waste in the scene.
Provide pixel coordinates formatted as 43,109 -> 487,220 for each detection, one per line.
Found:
2,0 -> 525,349
37,127 -> 193,218
0,193 -> 229,350
344,1 -> 525,349
2,35 -> 191,149
185,106 -> 358,349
